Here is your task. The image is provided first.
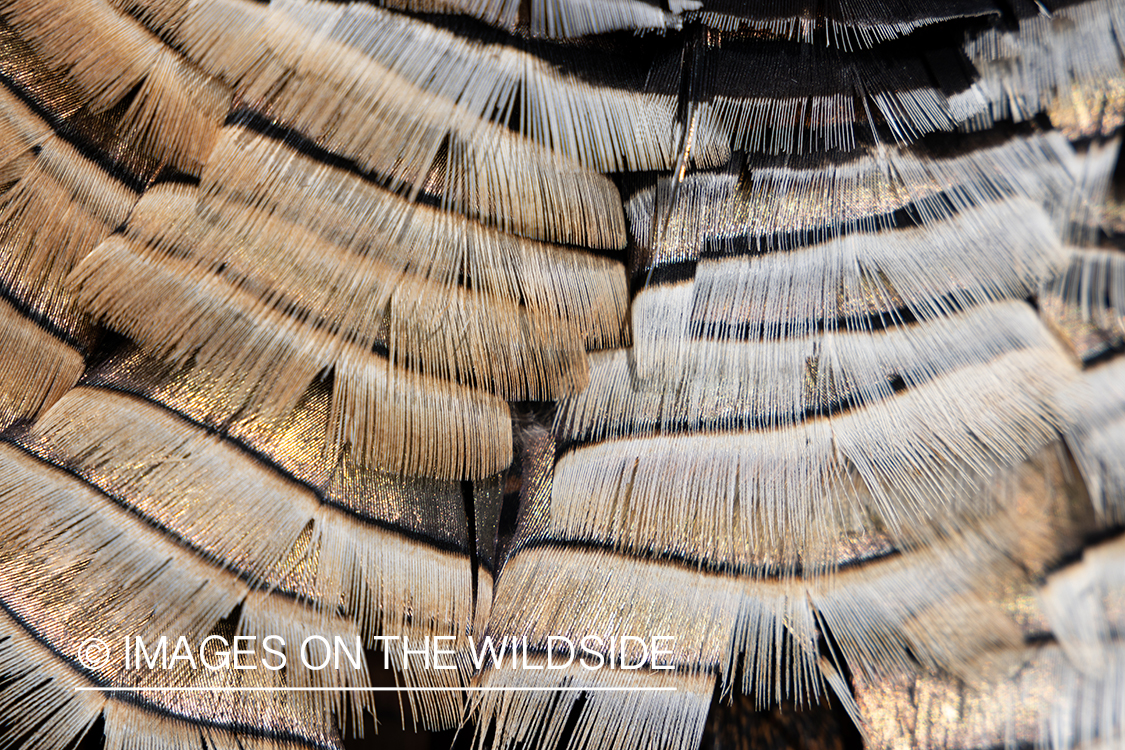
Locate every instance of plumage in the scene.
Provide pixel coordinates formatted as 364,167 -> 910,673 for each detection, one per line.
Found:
0,0 -> 1121,749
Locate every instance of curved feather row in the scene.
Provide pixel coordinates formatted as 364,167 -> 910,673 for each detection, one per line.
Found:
0,1 -> 1118,750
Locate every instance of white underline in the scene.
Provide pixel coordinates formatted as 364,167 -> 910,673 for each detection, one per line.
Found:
76,686 -> 677,693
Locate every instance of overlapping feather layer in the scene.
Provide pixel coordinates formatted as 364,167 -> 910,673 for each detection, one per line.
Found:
0,0 -> 1118,749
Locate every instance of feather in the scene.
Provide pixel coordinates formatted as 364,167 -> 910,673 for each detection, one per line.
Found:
477,434 -> 1090,748
856,532 -> 1125,750
963,0 -> 1125,136
0,1 -> 1122,750
689,0 -> 1000,48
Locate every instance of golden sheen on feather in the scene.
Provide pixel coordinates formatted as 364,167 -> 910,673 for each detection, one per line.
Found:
0,0 -> 1122,749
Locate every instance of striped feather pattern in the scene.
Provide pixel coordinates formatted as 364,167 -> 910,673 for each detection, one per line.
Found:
0,0 -> 1119,749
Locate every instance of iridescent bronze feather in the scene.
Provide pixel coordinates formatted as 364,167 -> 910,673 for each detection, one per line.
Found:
0,1 -> 1121,749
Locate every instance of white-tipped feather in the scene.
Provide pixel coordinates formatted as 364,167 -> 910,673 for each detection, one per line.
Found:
627,134 -> 1083,261
629,203 -> 1065,378
0,443 -> 365,745
0,2 -> 1120,750
273,0 -> 690,170
561,302 -> 1065,436
551,342 -> 1074,565
1043,247 -> 1125,361
489,471 -> 1072,709
856,640 -> 1125,750
474,661 -> 714,750
126,0 -> 627,247
1061,357 -> 1125,523
1040,536 -> 1125,676
964,0 -> 1125,136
